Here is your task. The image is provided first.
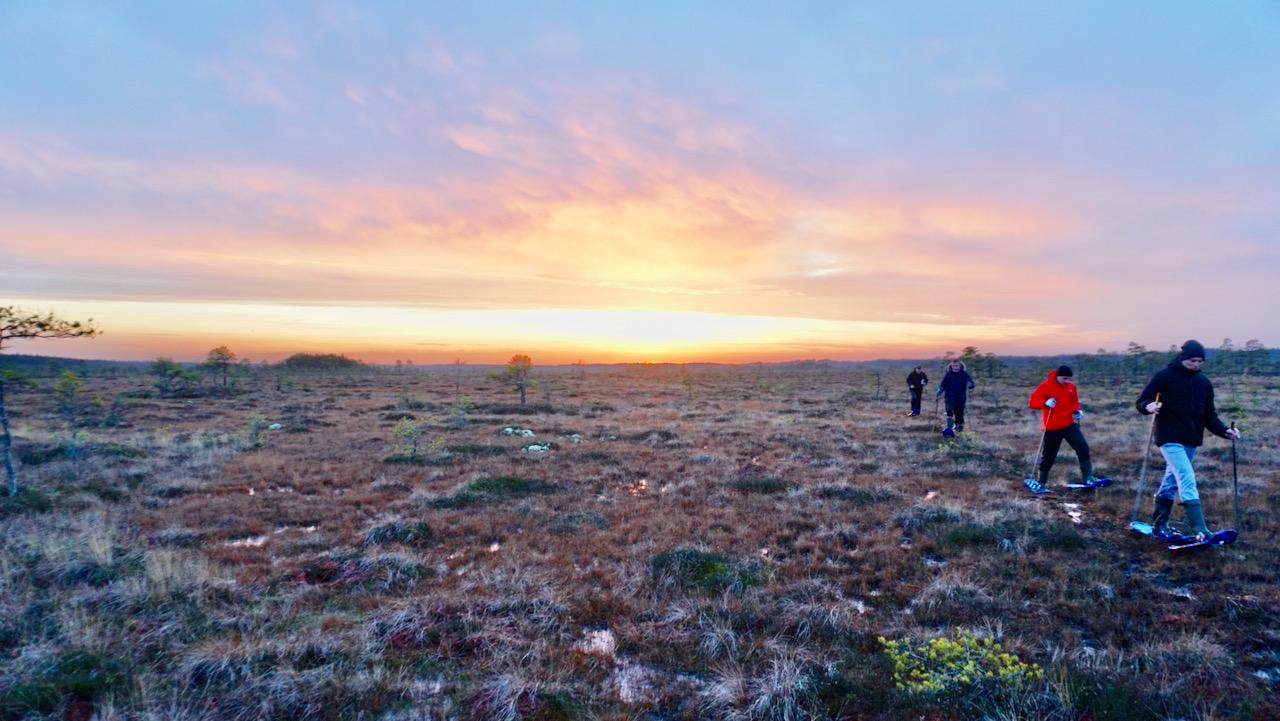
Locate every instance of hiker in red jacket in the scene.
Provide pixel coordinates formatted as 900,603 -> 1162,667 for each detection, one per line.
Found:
1026,365 -> 1099,492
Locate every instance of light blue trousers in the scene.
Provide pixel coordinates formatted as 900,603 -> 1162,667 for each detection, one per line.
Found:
1155,443 -> 1200,504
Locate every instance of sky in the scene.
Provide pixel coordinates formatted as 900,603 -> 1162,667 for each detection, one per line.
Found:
2,2 -> 1278,364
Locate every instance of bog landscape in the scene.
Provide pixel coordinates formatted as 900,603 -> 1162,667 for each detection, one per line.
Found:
1,351 -> 1276,720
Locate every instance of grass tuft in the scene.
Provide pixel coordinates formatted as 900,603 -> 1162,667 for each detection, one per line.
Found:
651,547 -> 768,592
362,519 -> 435,548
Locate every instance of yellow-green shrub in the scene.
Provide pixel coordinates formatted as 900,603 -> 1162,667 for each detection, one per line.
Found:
879,631 -> 1043,697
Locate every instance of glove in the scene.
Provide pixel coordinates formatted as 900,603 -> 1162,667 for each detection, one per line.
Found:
1145,401 -> 1162,414
1073,410 -> 1084,422
1044,398 -> 1057,408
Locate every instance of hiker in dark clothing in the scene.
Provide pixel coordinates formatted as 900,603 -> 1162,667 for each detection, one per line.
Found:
906,365 -> 928,416
1136,339 -> 1242,540
936,360 -> 976,433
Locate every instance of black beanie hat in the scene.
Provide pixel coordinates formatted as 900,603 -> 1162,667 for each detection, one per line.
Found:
1056,365 -> 1073,377
1179,339 -> 1206,360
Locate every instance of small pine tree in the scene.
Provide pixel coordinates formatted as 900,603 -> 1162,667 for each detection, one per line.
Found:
53,371 -> 84,425
493,354 -> 535,405
1,307 -> 99,496
204,346 -> 237,394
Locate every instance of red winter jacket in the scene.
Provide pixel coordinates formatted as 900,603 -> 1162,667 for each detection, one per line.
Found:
1028,370 -> 1081,431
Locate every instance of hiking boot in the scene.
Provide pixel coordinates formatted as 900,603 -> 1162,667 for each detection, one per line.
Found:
1183,501 -> 1211,539
1151,497 -> 1175,536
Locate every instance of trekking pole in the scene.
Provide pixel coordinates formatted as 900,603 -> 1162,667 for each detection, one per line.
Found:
1231,421 -> 1241,533
1131,393 -> 1160,524
1026,405 -> 1053,484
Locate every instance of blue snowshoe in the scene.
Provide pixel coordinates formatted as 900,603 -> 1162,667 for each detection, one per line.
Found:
1023,477 -> 1052,495
1129,521 -> 1195,544
1168,529 -> 1238,552
1065,477 -> 1112,491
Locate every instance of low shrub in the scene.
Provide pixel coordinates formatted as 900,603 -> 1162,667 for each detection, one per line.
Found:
935,520 -> 1085,553
896,503 -> 963,533
1,650 -> 133,715
880,631 -> 1042,706
0,486 -> 53,516
1056,673 -> 1158,721
56,554 -> 144,587
0,623 -> 19,652
651,547 -> 767,592
14,442 -> 66,466
467,476 -> 558,496
548,511 -> 610,534
732,477 -> 790,494
447,444 -> 507,456
148,527 -> 204,548
815,484 -> 895,505
363,519 -> 434,548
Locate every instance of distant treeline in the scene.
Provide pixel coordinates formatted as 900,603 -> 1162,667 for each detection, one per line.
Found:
0,352 -> 363,377
2,343 -> 1276,380
277,353 -> 364,372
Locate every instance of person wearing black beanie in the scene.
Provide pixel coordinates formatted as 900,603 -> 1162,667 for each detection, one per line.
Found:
1136,339 -> 1242,540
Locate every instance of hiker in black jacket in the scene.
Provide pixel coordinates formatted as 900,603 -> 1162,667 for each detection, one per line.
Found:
936,360 -> 975,433
906,365 -> 928,417
1136,339 -> 1242,540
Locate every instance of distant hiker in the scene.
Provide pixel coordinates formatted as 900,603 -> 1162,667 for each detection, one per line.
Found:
936,360 -> 975,434
906,365 -> 928,416
1026,365 -> 1099,492
1136,339 -> 1241,540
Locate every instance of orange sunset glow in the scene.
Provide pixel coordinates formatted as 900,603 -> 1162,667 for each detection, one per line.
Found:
3,5 -> 1277,363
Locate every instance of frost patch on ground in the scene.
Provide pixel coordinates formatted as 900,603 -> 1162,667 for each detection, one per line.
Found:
1061,503 -> 1084,524
613,660 -> 662,704
224,534 -> 268,547
575,628 -> 617,657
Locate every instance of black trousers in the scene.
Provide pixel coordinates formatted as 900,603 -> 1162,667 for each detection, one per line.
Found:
944,398 -> 966,430
909,387 -> 923,413
1038,423 -> 1093,484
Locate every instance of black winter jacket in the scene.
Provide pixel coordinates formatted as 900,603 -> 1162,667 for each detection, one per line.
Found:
907,370 -> 928,390
937,369 -> 974,403
1136,361 -> 1230,447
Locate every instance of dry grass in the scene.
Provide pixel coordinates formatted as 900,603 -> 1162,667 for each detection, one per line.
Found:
1,363 -> 1277,720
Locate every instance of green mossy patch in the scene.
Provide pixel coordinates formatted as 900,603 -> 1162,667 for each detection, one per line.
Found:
651,547 -> 768,592
363,520 -> 435,548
